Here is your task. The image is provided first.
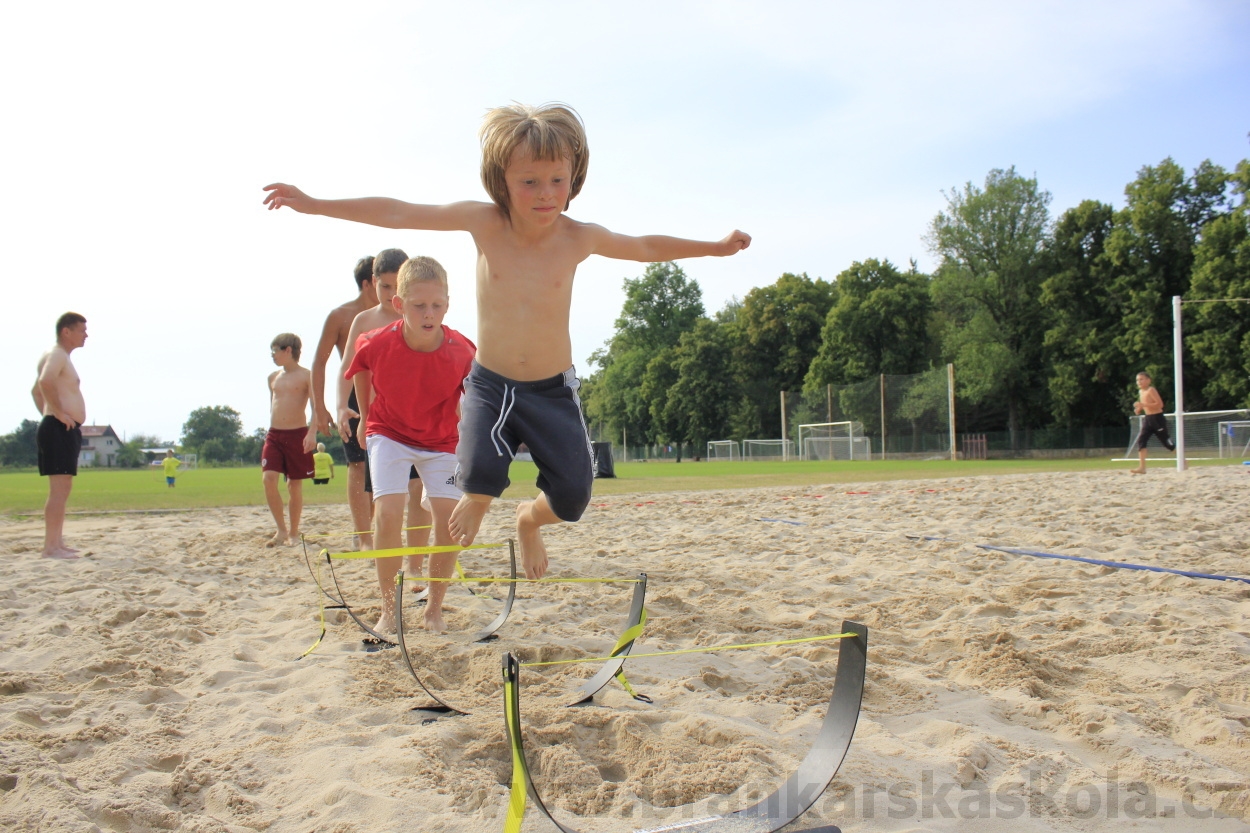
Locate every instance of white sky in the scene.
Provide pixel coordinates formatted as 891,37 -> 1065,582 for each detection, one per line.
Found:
3,1 -> 1247,443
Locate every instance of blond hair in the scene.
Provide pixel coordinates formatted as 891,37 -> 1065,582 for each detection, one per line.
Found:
479,102 -> 589,219
397,256 -> 448,296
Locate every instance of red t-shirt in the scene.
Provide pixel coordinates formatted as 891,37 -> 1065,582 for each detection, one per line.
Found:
344,323 -> 476,452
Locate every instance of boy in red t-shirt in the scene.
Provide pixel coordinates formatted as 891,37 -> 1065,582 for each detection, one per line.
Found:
345,256 -> 475,634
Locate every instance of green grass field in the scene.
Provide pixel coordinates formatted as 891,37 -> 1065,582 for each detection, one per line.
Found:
1,456 -> 1232,515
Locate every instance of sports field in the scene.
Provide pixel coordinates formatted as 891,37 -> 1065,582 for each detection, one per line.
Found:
0,456 -> 1225,514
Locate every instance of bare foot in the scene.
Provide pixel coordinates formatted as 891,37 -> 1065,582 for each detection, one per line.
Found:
1129,468 -> 1146,475
449,495 -> 492,547
42,547 -> 80,560
423,608 -> 447,634
265,531 -> 287,548
515,502 -> 548,580
371,612 -> 397,634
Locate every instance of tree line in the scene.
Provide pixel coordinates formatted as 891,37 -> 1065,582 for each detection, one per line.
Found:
583,156 -> 1250,452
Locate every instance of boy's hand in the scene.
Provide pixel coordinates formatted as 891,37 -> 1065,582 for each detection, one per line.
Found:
263,183 -> 314,213
718,230 -> 751,255
314,407 -> 334,437
1133,401 -> 1143,414
303,427 -> 317,454
355,420 -> 367,450
337,406 -> 358,443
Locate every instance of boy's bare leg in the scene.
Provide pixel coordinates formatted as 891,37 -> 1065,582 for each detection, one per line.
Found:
262,471 -> 289,546
42,475 -> 78,559
371,493 -> 406,633
346,462 -> 373,549
1131,447 -> 1147,474
405,479 -> 431,580
287,479 -> 304,544
425,497 -> 460,633
448,493 -> 493,547
515,493 -> 559,580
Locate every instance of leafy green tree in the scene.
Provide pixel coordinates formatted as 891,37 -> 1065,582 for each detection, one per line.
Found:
1104,158 -> 1232,408
640,349 -> 682,456
731,272 -> 836,436
663,318 -> 739,450
1188,159 -> 1250,408
116,433 -> 166,468
181,406 -> 243,459
236,427 -> 268,465
584,263 -> 705,445
0,420 -> 40,468
927,167 -> 1052,448
805,258 -> 933,389
1039,200 -> 1124,425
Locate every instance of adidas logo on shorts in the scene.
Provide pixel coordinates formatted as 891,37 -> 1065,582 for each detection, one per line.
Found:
445,475 -> 456,485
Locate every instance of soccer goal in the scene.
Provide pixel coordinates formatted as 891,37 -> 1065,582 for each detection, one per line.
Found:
743,439 -> 796,461
181,453 -> 198,470
706,440 -> 741,461
798,422 -> 871,461
1122,409 -> 1250,461
1218,420 -> 1250,459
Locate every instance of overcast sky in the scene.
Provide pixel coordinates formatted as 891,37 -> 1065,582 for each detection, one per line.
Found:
3,1 -> 1247,444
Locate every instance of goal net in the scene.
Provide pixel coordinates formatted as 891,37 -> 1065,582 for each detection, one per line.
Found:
1123,409 -> 1250,460
1218,421 -> 1250,459
743,439 -> 796,462
706,440 -> 741,461
798,422 -> 871,461
182,453 -> 198,470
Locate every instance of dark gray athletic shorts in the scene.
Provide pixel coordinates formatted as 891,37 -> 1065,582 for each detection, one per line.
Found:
37,415 -> 80,476
1135,412 -> 1176,451
343,388 -> 369,464
455,362 -> 593,522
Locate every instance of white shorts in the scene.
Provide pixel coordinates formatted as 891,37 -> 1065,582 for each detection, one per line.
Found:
365,434 -> 461,501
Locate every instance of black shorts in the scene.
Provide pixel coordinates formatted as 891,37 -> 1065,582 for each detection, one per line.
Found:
1135,413 -> 1176,451
363,462 -> 419,494
38,416 -> 81,477
313,478 -> 330,485
455,362 -> 593,522
343,388 -> 369,464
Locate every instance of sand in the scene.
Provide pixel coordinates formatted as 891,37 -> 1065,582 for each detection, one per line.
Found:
0,467 -> 1247,832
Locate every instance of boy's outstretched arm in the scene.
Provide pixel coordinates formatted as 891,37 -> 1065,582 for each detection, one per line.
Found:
262,184 -> 483,231
589,226 -> 751,262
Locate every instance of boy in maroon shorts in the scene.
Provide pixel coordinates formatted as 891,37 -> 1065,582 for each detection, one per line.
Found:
262,333 -> 318,546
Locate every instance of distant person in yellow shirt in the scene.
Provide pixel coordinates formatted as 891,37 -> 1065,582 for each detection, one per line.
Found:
312,442 -> 335,485
161,450 -> 180,488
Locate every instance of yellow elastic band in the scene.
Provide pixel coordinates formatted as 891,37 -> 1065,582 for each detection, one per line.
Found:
298,549 -> 332,659
329,543 -> 506,560
522,632 -> 856,667
503,677 -> 527,832
401,575 -> 642,583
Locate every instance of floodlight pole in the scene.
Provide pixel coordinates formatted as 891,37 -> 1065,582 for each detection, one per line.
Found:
1173,295 -> 1186,471
947,363 -> 957,462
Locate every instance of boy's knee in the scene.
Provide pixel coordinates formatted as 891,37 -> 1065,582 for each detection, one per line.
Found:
546,483 -> 592,523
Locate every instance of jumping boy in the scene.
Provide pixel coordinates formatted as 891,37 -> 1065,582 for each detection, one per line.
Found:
344,256 -> 476,633
265,102 -> 750,578
1130,371 -> 1176,475
337,248 -> 432,562
263,333 -> 317,546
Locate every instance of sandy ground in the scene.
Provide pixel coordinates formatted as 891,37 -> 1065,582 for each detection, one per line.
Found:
0,467 -> 1248,833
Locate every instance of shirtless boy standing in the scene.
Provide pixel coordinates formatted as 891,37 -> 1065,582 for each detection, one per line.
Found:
337,249 -> 433,568
32,312 -> 89,559
265,102 -> 749,578
311,256 -> 376,543
1130,371 -> 1176,474
263,333 -> 317,546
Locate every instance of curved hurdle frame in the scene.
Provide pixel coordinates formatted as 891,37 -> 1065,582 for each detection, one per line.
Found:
398,569 -> 649,716
502,620 -> 867,833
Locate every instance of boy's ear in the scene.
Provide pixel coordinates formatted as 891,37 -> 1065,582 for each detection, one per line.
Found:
391,294 -> 404,313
